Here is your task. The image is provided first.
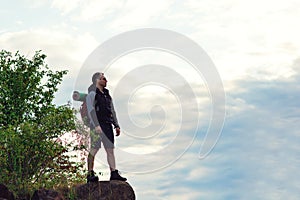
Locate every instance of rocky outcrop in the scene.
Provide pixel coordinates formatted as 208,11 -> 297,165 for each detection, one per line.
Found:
0,181 -> 135,200
75,181 -> 135,200
31,189 -> 64,200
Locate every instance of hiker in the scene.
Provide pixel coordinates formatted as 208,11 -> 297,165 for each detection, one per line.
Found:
86,72 -> 127,182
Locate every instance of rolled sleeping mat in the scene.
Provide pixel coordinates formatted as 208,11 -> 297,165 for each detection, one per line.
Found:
72,91 -> 87,102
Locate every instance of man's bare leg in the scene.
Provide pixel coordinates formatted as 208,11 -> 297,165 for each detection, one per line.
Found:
88,148 -> 98,171
105,147 -> 127,181
104,147 -> 116,171
87,148 -> 99,182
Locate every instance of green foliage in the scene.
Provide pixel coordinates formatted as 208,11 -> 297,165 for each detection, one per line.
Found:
0,50 -> 86,199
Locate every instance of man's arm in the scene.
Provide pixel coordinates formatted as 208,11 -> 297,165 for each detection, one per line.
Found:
86,91 -> 99,127
110,100 -> 120,129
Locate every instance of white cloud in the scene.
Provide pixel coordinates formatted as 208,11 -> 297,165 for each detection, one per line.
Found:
51,0 -> 83,15
0,28 -> 99,104
186,166 -> 213,181
165,189 -> 207,200
0,28 -> 97,66
182,0 -> 300,81
109,0 -> 174,30
218,72 -> 300,199
51,0 -> 174,29
76,0 -> 123,21
24,0 -> 51,8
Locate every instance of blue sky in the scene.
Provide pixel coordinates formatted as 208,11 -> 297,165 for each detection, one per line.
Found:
1,0 -> 300,199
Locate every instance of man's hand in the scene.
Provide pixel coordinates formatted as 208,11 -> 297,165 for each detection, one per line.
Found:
115,127 -> 121,136
95,126 -> 102,134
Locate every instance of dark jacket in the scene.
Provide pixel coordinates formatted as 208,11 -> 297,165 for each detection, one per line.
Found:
95,88 -> 113,124
86,85 -> 120,129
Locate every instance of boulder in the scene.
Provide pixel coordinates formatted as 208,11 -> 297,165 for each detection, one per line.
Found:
75,181 -> 135,200
0,180 -> 135,200
31,189 -> 64,200
0,184 -> 15,200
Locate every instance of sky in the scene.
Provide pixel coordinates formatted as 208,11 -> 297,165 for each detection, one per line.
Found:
1,0 -> 300,199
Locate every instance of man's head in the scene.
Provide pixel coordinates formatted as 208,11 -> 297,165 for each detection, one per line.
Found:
92,72 -> 107,88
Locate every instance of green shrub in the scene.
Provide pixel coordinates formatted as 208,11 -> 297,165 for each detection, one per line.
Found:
0,50 -> 86,199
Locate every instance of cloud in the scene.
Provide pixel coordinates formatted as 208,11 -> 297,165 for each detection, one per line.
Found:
48,0 -> 174,30
48,0 -> 125,22
180,0 -> 300,81
22,0 -> 50,9
0,28 -> 99,104
51,0 -> 83,15
108,0 -> 174,30
75,0 -> 123,22
0,28 -> 97,64
218,69 -> 300,199
105,57 -> 300,199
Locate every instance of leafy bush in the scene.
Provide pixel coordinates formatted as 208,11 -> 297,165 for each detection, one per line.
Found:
0,50 -> 86,199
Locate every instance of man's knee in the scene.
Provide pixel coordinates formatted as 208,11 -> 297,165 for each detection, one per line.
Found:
105,148 -> 114,155
89,148 -> 99,157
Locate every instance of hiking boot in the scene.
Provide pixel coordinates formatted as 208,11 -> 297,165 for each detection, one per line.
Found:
110,170 -> 127,181
87,170 -> 99,183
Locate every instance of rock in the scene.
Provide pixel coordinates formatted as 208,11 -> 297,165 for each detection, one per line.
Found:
0,184 -> 15,200
75,181 -> 135,200
1,180 -> 135,200
110,181 -> 136,200
31,189 -> 64,200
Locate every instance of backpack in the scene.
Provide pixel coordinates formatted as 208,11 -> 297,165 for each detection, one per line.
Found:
73,91 -> 92,127
80,99 -> 90,127
73,91 -> 89,127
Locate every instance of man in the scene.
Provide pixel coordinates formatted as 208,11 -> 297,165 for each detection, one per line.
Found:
85,72 -> 126,182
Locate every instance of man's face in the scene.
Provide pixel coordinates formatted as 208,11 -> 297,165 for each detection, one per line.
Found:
97,75 -> 107,87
